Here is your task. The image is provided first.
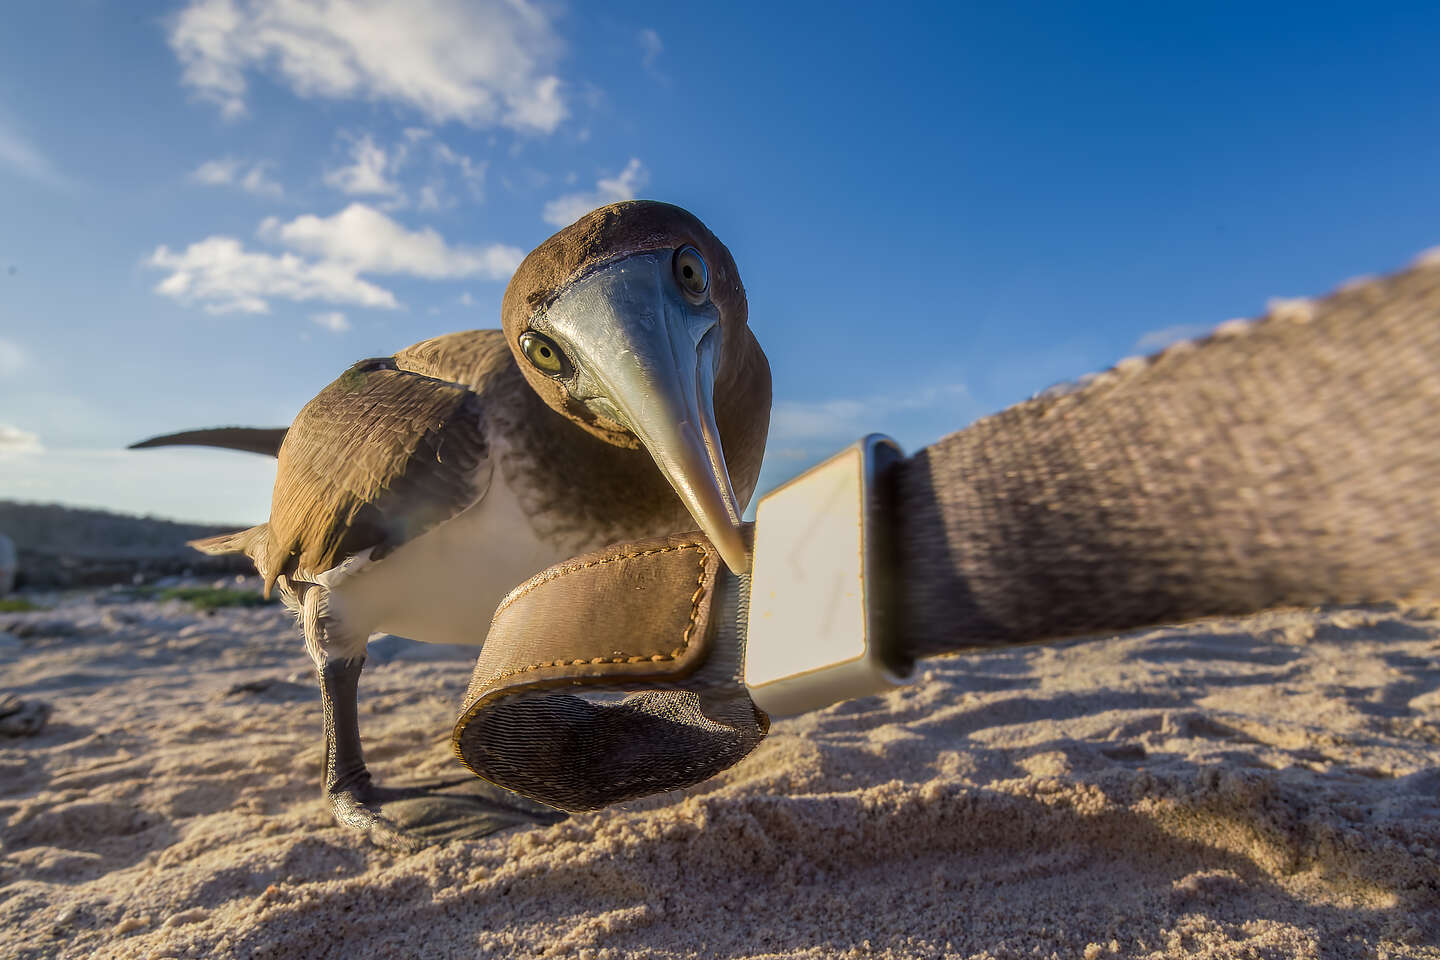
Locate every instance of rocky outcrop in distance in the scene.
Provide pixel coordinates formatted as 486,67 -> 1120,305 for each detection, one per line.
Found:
0,501 -> 254,589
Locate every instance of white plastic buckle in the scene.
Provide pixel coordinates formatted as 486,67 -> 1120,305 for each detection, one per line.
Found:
743,434 -> 912,717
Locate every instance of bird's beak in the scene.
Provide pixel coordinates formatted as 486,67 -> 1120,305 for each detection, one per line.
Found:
543,254 -> 750,573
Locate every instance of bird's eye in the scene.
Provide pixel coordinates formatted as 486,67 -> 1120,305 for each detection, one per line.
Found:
673,246 -> 708,299
519,331 -> 570,377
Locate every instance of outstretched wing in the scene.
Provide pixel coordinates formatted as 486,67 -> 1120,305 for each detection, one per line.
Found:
126,330 -> 515,461
255,357 -> 493,594
129,426 -> 289,457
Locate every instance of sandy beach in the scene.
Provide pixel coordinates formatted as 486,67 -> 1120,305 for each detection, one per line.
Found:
2,585 -> 1437,959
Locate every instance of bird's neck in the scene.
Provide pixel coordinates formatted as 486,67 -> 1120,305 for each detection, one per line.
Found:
492,326 -> 771,551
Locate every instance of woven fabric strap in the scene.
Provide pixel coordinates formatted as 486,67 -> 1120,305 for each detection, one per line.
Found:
896,261 -> 1440,655
455,258 -> 1440,810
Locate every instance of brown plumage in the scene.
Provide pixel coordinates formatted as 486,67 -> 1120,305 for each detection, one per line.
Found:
163,199 -> 771,849
247,358 -> 492,596
192,333 -> 768,599
191,202 -> 769,607
398,328 -> 769,556
501,202 -> 755,448
127,426 -> 287,457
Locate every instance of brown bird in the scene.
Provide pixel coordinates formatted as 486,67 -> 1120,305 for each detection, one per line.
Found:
135,202 -> 770,849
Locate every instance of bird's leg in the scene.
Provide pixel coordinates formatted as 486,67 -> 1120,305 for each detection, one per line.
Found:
317,654 -> 566,851
319,655 -> 376,812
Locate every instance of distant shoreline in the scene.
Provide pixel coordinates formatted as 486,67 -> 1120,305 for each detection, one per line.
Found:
0,500 -> 253,589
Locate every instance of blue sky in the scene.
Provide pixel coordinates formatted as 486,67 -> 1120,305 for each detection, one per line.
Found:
1,1 -> 1438,523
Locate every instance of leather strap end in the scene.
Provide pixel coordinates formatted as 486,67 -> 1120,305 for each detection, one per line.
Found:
452,531 -> 766,811
457,533 -> 722,720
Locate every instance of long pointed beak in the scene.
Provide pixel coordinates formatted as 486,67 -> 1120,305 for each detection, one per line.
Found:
543,255 -> 751,574
610,328 -> 750,574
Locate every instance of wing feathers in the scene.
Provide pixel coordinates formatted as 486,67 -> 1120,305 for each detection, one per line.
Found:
259,358 -> 494,592
188,524 -> 268,557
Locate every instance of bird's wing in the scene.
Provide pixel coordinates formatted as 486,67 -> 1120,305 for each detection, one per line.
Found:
392,328 -> 516,393
129,426 -> 289,457
127,332 -> 512,459
257,357 -> 493,594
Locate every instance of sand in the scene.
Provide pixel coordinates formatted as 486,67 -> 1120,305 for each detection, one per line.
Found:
2,586 -> 1437,959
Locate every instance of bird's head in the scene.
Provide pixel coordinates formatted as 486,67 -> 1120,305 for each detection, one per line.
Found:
502,200 -> 753,573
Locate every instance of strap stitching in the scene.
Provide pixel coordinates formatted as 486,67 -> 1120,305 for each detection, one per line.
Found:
480,540 -> 711,683
494,541 -> 704,617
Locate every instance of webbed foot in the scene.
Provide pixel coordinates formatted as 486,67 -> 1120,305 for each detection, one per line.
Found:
329,771 -> 566,851
318,654 -> 566,851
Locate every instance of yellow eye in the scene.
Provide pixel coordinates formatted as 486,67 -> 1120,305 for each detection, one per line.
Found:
519,331 -> 569,377
673,246 -> 708,299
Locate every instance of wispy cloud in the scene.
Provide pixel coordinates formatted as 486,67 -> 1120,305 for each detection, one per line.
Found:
320,132 -> 487,211
638,28 -> 663,69
768,382 -> 972,452
238,165 -> 283,198
0,424 -> 42,455
324,134 -> 405,201
0,116 -> 69,188
168,0 -> 567,132
260,204 -> 522,279
748,379 -> 977,515
190,156 -> 284,197
1133,323 -> 1212,352
433,143 -> 486,201
0,338 -> 25,377
147,236 -> 399,314
541,158 -> 647,227
311,311 -> 351,333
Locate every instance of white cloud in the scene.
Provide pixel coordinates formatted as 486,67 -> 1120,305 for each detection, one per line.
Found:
0,338 -> 24,377
0,424 -> 42,455
0,116 -> 69,188
639,29 -> 663,68
168,0 -> 567,132
148,236 -> 399,314
1133,323 -> 1213,352
191,156 -> 283,197
149,199 -> 522,314
260,203 -> 523,279
434,143 -> 486,200
324,134 -> 404,200
191,157 -> 239,185
311,311 -> 351,333
541,158 -> 647,227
